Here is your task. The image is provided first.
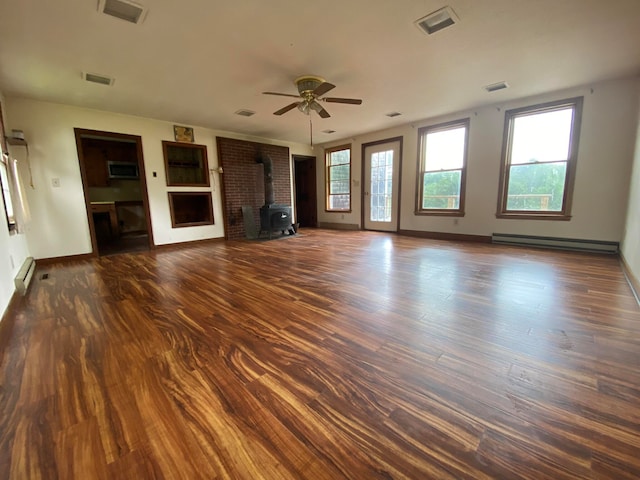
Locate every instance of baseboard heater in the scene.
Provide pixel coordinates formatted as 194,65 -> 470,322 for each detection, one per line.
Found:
491,233 -> 619,254
14,256 -> 36,295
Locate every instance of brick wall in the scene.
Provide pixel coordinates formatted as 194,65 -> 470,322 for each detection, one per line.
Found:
216,137 -> 291,240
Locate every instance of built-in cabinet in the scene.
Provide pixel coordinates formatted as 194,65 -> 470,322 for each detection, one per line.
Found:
163,141 -> 213,227
162,141 -> 209,187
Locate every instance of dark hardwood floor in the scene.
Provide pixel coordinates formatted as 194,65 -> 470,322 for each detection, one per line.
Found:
1,229 -> 639,479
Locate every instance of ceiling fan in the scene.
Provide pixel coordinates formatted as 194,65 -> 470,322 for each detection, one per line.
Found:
263,75 -> 363,118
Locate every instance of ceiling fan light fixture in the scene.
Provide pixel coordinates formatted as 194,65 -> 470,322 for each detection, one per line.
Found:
310,102 -> 322,113
297,102 -> 310,115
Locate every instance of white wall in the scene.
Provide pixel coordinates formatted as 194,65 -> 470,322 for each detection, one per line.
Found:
621,80 -> 640,286
0,91 -> 32,318
4,98 -> 311,260
318,77 -> 639,242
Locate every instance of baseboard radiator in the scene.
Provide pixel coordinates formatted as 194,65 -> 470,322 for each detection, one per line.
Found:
14,256 -> 36,296
491,233 -> 619,254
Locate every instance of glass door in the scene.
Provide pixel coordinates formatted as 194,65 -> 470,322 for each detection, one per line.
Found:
363,140 -> 401,232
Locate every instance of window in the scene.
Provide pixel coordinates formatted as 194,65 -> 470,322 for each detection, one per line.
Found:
0,102 -> 15,232
325,144 -> 351,211
497,97 -> 583,219
416,118 -> 469,215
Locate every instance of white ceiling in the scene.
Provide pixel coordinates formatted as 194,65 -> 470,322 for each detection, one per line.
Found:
0,0 -> 639,145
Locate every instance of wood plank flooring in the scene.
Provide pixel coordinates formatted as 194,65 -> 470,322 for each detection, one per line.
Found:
1,229 -> 640,479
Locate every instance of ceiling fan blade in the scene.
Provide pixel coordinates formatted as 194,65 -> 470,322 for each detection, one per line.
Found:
274,102 -> 300,115
313,82 -> 335,97
316,105 -> 331,119
323,97 -> 363,105
263,92 -> 301,99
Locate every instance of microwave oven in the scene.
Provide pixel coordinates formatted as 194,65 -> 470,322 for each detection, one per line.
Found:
107,161 -> 139,179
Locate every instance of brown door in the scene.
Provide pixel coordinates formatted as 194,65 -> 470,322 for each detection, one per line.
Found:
293,155 -> 317,228
75,129 -> 154,256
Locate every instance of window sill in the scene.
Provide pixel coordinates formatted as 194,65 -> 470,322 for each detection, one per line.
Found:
326,209 -> 352,213
415,210 -> 465,217
496,212 -> 572,221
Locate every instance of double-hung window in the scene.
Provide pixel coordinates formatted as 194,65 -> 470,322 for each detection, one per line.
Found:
497,97 -> 583,219
417,118 -> 469,215
0,102 -> 15,232
325,144 -> 351,211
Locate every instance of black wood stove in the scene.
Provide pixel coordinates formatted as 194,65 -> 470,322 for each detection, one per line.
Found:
257,154 -> 295,239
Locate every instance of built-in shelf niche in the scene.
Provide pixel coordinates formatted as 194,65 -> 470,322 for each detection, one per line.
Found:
168,192 -> 214,228
162,141 -> 210,186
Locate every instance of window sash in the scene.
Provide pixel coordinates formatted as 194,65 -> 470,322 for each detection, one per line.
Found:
326,146 -> 351,211
416,119 -> 469,215
498,97 -> 583,219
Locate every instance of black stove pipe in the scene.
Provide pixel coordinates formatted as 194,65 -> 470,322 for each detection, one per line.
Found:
256,154 -> 275,206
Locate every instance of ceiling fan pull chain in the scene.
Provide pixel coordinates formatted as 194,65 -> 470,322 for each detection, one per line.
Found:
309,116 -> 313,147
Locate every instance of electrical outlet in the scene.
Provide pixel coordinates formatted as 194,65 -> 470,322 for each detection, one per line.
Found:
51,177 -> 60,187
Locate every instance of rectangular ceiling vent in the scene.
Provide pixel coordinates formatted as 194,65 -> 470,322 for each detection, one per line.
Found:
415,6 -> 459,35
82,72 -> 115,86
386,111 -> 402,118
98,0 -> 147,24
235,109 -> 256,117
484,81 -> 509,93
322,129 -> 336,134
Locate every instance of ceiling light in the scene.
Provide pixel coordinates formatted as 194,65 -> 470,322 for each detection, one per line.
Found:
82,72 -> 115,86
386,112 -> 402,118
235,109 -> 256,117
415,6 -> 459,35
297,102 -> 310,115
484,81 -> 509,92
98,0 -> 147,24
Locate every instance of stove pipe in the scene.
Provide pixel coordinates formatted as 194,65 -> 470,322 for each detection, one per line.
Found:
256,154 -> 275,206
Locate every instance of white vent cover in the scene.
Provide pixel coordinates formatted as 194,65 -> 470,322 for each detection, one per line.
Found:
484,81 -> 509,92
98,0 -> 147,24
82,72 -> 115,86
235,109 -> 256,117
415,6 -> 459,35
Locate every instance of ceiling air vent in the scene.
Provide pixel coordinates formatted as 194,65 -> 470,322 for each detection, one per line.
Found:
415,6 -> 459,35
98,0 -> 147,24
82,72 -> 115,86
235,109 -> 256,117
322,129 -> 336,134
484,81 -> 509,93
386,112 -> 402,118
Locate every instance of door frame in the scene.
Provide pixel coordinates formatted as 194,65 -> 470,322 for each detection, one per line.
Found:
361,136 -> 404,232
292,154 -> 318,228
74,128 -> 155,256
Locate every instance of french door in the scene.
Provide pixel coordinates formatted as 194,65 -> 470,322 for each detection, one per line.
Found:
363,139 -> 401,232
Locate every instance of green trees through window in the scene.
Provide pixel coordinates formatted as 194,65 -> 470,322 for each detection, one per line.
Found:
417,119 -> 469,215
326,145 -> 351,211
498,97 -> 583,219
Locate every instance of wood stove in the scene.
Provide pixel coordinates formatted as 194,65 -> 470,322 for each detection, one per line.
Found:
257,154 -> 294,239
